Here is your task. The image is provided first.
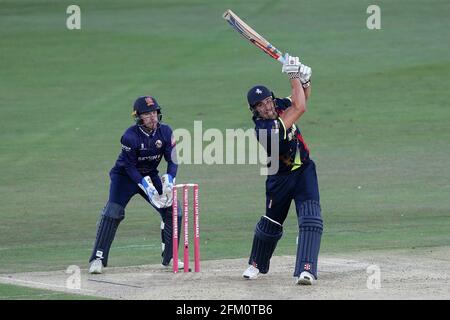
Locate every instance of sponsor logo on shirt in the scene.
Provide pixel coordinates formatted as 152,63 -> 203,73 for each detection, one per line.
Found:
121,144 -> 131,152
138,154 -> 162,161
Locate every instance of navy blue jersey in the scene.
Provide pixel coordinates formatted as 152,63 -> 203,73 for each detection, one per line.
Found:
110,123 -> 177,186
253,97 -> 310,175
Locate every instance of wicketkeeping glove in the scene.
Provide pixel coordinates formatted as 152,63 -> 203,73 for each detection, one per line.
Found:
161,173 -> 175,207
151,193 -> 169,209
139,176 -> 168,209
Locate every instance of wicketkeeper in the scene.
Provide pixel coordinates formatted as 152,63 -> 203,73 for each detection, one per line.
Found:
89,96 -> 182,274
242,54 -> 323,285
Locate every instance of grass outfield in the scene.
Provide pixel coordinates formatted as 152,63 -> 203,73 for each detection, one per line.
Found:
0,283 -> 104,300
1,0 -> 449,296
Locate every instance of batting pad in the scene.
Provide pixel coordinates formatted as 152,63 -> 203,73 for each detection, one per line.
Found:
248,216 -> 283,273
294,200 -> 323,278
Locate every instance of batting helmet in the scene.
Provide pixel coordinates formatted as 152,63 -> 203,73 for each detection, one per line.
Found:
246,85 -> 275,115
132,96 -> 162,124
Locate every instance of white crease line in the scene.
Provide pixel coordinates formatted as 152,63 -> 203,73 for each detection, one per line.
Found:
114,244 -> 157,249
0,277 -> 96,293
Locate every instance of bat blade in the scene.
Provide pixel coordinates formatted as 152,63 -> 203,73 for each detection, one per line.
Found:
223,9 -> 285,64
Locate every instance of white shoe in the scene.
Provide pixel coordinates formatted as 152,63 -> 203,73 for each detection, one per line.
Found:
243,265 -> 260,280
296,271 -> 315,285
161,260 -> 184,269
89,258 -> 103,274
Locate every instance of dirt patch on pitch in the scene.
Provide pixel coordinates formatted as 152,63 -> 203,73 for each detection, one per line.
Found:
1,246 -> 449,299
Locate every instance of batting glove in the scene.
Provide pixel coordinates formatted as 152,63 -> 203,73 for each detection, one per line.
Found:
299,64 -> 312,88
281,53 -> 301,78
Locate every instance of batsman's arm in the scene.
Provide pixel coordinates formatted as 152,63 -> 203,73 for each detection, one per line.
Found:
278,78 -> 306,130
304,84 -> 311,100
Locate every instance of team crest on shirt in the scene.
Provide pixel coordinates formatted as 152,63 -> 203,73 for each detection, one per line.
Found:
155,139 -> 163,148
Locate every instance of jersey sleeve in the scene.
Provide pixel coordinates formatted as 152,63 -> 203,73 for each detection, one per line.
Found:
163,126 -> 178,178
274,97 -> 293,140
275,97 -> 292,111
120,133 -> 143,184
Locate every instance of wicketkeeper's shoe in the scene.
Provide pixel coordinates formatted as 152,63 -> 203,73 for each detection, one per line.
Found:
89,258 -> 103,274
161,260 -> 184,269
296,271 -> 315,285
242,265 -> 260,280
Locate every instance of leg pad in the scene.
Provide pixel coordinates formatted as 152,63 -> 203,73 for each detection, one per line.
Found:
294,200 -> 323,278
89,202 -> 125,266
248,216 -> 283,274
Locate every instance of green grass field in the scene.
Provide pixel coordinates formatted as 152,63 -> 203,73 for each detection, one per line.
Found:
0,283 -> 103,300
1,0 -> 449,299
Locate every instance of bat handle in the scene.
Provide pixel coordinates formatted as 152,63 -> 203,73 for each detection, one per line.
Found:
277,55 -> 285,64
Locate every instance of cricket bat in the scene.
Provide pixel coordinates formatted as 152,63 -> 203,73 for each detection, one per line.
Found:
222,9 -> 286,64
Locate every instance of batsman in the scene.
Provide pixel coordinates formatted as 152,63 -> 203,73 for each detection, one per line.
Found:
242,54 -> 323,285
88,96 -> 182,274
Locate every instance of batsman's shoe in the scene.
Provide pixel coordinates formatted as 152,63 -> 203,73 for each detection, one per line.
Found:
243,265 -> 260,280
89,259 -> 103,274
296,271 -> 315,285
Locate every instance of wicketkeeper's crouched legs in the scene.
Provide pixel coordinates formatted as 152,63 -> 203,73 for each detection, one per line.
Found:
159,203 -> 182,266
294,200 -> 323,278
248,216 -> 283,273
89,202 -> 125,267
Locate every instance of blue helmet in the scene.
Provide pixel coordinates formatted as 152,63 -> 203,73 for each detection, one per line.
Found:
132,96 -> 162,123
247,85 -> 274,112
